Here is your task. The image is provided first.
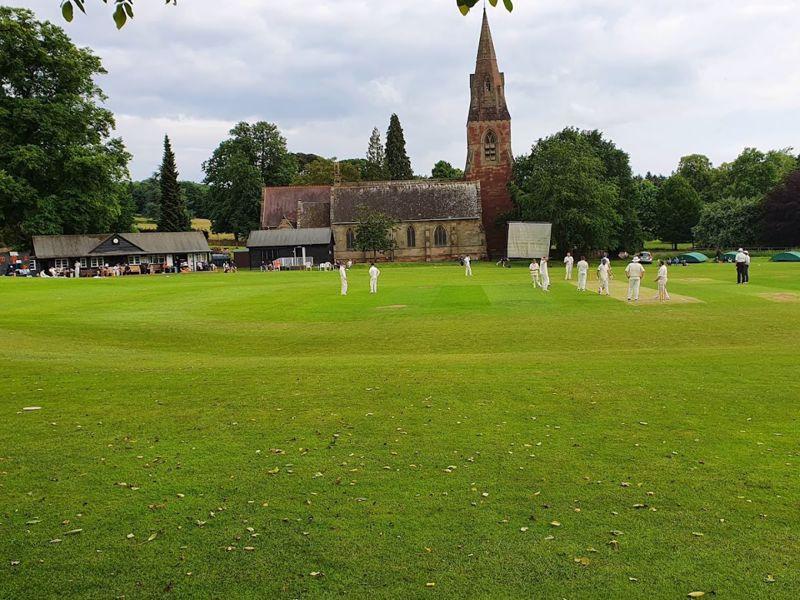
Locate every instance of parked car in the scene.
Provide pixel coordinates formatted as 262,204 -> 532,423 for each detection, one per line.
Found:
639,251 -> 654,264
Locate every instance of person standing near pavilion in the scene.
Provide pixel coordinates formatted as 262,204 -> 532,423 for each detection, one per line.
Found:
540,256 -> 550,291
74,260 -> 81,279
734,248 -> 747,284
655,259 -> 670,302
563,252 -> 574,280
576,256 -> 589,291
368,262 -> 380,294
529,259 -> 541,287
625,256 -> 645,302
464,255 -> 473,277
339,262 -> 348,296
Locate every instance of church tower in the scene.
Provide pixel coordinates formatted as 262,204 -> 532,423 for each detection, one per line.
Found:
465,9 -> 513,257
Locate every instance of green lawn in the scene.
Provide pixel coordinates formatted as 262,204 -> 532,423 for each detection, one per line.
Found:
1,261 -> 798,599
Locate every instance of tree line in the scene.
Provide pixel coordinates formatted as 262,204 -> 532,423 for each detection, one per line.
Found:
512,128 -> 800,254
3,7 -> 799,253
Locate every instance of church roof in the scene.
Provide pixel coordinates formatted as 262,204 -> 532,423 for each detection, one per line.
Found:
330,180 -> 482,224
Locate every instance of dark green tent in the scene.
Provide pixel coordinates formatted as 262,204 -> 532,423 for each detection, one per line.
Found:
722,251 -> 738,262
772,251 -> 800,262
676,252 -> 709,263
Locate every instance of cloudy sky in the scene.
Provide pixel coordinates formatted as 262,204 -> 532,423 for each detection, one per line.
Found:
15,0 -> 800,181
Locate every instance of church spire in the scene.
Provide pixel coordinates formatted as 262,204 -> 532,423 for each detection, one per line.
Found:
476,8 -> 497,62
468,9 -> 510,122
465,7 -> 513,258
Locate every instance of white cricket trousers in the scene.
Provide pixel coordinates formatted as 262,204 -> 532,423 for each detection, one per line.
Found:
658,280 -> 670,300
541,273 -> 550,290
370,277 -> 378,293
577,272 -> 587,290
465,264 -> 472,277
341,279 -> 348,295
599,275 -> 610,295
565,265 -> 573,280
627,277 -> 641,300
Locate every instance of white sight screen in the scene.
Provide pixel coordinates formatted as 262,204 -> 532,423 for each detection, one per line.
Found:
506,222 -> 552,258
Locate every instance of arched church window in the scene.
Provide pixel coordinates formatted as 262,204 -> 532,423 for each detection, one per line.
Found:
484,130 -> 497,161
434,225 -> 447,247
346,228 -> 355,250
484,76 -> 492,92
406,226 -> 416,248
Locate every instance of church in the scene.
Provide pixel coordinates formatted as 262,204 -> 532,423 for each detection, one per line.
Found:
252,10 -> 513,263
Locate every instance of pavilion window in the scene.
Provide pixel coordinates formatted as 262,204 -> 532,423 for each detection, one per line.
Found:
434,225 -> 447,247
55,258 -> 69,269
128,255 -> 141,265
90,257 -> 104,268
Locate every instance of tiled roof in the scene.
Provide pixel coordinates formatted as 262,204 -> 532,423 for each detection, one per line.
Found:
330,180 -> 482,224
32,232 -> 210,258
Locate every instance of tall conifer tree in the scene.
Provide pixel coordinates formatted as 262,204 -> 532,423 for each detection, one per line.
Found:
385,114 -> 413,180
158,135 -> 190,232
365,127 -> 387,180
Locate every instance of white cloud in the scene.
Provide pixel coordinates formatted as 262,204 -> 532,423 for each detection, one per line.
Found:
13,0 -> 800,179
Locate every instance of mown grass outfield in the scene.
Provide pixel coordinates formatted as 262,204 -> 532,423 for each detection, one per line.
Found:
1,260 -> 799,599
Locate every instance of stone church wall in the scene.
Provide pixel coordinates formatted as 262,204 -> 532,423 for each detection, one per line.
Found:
332,219 -> 486,263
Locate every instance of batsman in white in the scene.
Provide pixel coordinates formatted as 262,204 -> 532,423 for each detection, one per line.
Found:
529,259 -> 541,287
464,255 -> 473,277
655,259 -> 670,302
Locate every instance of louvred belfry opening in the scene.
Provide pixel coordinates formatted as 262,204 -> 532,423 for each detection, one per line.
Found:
465,9 -> 513,257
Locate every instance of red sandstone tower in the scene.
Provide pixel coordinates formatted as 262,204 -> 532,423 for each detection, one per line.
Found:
465,9 -> 513,257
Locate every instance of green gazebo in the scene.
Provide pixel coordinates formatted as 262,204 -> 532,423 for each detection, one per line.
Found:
676,252 -> 709,263
772,251 -> 800,262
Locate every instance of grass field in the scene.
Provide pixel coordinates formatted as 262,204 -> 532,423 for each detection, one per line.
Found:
1,260 -> 799,599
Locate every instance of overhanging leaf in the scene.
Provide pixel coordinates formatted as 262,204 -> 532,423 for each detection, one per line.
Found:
61,1 -> 74,22
113,4 -> 127,29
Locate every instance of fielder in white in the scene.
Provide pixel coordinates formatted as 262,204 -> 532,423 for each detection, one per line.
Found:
563,252 -> 574,280
464,255 -> 473,277
597,258 -> 611,295
529,259 -> 541,287
576,256 -> 589,291
368,262 -> 380,294
339,263 -> 348,296
73,260 -> 81,279
539,257 -> 550,291
625,256 -> 645,301
655,259 -> 670,302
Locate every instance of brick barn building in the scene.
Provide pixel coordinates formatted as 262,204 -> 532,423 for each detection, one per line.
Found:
252,10 -> 513,262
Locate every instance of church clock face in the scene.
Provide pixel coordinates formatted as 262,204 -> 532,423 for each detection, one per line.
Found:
112,237 -> 119,244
